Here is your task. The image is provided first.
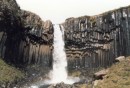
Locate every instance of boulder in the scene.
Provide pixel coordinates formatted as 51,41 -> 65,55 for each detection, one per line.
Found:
115,56 -> 125,62
94,69 -> 109,80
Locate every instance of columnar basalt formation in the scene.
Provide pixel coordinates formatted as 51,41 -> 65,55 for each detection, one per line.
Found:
63,6 -> 130,69
0,0 -> 53,66
1,0 -> 130,70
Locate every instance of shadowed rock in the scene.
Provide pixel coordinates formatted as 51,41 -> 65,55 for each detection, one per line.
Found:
0,0 -> 53,66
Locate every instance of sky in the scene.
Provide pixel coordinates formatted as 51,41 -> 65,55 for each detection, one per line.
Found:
16,0 -> 130,24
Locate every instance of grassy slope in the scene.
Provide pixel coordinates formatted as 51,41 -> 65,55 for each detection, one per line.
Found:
96,56 -> 130,88
0,59 -> 24,85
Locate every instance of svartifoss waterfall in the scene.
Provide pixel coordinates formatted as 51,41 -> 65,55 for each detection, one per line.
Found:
50,24 -> 68,83
49,24 -> 78,84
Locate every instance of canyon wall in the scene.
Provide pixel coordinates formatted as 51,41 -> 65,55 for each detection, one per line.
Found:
63,6 -> 130,69
0,0 -> 53,67
0,0 -> 130,70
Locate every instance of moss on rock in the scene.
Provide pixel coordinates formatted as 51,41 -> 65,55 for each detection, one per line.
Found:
0,58 -> 24,86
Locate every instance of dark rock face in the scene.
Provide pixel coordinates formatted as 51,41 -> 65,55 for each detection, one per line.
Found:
0,0 -> 21,31
63,6 -> 130,69
0,0 -> 53,66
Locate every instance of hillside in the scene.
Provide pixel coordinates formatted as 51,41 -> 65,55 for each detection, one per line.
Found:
0,59 -> 24,87
95,56 -> 130,88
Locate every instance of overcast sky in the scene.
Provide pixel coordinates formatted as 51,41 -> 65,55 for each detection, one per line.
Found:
16,0 -> 130,24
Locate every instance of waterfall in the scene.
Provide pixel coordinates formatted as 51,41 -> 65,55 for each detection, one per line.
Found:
50,24 -> 68,83
48,24 -> 79,84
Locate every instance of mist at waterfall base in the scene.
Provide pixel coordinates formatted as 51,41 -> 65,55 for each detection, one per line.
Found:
31,25 -> 79,87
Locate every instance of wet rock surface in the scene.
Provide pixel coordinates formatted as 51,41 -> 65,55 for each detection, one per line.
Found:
63,6 -> 130,70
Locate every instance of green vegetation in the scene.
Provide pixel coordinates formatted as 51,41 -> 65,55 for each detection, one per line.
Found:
95,56 -> 130,88
0,58 -> 24,85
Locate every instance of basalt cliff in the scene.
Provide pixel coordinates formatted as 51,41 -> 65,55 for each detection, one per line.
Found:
0,0 -> 53,67
63,6 -> 130,69
0,0 -> 130,70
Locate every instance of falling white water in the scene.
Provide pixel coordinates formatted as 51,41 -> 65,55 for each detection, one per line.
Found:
51,24 -> 68,83
47,24 -> 79,84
